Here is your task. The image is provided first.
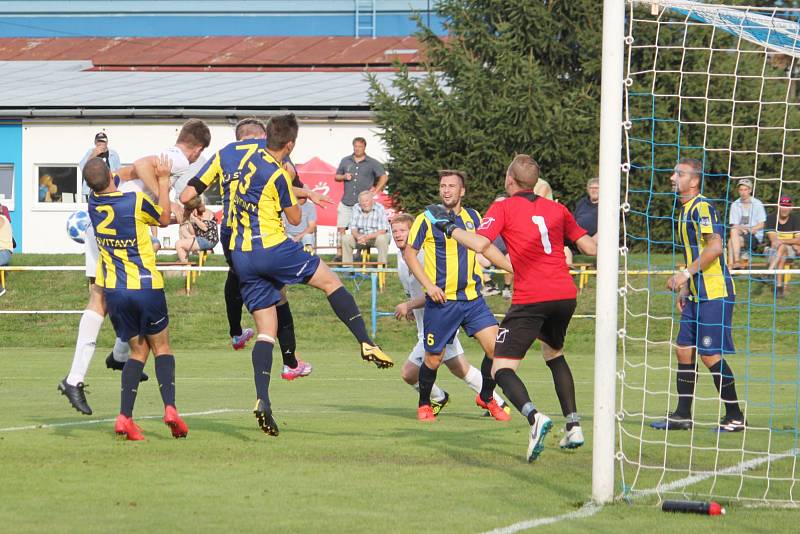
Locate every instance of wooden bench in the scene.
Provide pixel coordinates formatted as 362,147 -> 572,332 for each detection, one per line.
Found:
156,260 -> 198,294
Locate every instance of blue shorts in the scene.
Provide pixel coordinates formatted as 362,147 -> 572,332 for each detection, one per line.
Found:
423,297 -> 498,354
231,238 -> 321,313
105,288 -> 169,342
196,236 -> 215,250
676,297 -> 735,355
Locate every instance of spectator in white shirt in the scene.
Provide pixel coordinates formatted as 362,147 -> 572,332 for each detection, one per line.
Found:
728,178 -> 767,269
342,190 -> 390,265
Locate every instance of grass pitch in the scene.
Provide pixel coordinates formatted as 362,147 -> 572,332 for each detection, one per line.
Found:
1,255 -> 797,531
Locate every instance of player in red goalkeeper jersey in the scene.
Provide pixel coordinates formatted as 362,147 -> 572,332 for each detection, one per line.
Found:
425,155 -> 596,462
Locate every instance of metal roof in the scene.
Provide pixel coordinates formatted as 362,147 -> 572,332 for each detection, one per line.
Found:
0,60 -> 421,117
0,36 -> 424,69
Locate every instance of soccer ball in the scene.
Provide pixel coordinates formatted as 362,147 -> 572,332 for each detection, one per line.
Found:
66,210 -> 91,244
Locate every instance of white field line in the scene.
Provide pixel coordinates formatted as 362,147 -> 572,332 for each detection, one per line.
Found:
0,407 -> 343,433
628,447 -> 800,498
482,502 -> 603,534
484,448 -> 800,533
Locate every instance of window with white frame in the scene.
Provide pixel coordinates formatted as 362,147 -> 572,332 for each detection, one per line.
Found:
0,164 -> 13,207
37,165 -> 79,204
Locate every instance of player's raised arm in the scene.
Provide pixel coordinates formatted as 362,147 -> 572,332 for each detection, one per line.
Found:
132,155 -> 161,197
293,187 -> 333,209
114,164 -> 136,182
154,154 -> 173,226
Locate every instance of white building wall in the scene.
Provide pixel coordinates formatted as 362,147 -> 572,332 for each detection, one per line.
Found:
21,119 -> 388,253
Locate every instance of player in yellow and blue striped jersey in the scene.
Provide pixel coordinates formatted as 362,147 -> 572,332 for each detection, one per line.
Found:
652,157 -> 746,433
404,170 -> 510,422
226,114 -> 393,436
84,156 -> 189,441
180,119 -> 313,377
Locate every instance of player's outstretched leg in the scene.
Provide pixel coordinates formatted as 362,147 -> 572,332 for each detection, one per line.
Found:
60,304 -> 104,415
105,337 -> 150,381
276,299 -> 312,381
494,366 -> 552,462
252,333 -> 279,436
307,261 -> 393,368
545,354 -> 584,449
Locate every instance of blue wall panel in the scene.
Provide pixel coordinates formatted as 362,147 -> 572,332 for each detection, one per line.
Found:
0,14 -> 445,37
0,123 -> 22,251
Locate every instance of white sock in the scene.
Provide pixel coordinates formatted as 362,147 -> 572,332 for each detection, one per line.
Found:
463,365 -> 506,406
412,382 -> 446,403
66,310 -> 104,386
112,337 -> 130,363
463,366 -> 482,394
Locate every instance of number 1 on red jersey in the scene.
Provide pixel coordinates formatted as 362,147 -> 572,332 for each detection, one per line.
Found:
531,215 -> 552,254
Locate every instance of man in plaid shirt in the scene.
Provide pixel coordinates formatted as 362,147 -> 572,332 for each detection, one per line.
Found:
342,190 -> 390,265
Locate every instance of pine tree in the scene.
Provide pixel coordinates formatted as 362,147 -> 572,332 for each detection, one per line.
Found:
368,0 -> 604,214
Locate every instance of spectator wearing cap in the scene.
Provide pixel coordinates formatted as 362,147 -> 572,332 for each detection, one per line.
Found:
728,178 -> 767,269
765,196 -> 800,297
334,137 -> 388,260
79,132 -> 122,201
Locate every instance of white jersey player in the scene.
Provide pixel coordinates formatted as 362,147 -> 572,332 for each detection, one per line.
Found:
391,214 -> 508,417
59,120 -> 212,416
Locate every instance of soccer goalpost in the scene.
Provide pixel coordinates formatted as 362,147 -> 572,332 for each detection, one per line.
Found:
594,0 -> 800,505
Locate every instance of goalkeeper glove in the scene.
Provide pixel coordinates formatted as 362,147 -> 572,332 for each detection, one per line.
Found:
424,204 -> 457,237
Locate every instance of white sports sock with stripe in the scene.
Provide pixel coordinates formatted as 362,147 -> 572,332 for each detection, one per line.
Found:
66,310 -> 104,386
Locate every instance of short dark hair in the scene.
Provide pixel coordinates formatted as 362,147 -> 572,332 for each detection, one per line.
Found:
352,137 -> 367,146
235,117 -> 267,140
83,157 -> 111,192
177,118 -> 211,148
678,157 -> 703,175
438,169 -> 467,188
391,213 -> 415,227
266,114 -> 299,150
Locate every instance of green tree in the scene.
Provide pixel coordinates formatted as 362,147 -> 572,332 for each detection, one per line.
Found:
368,0 -> 604,215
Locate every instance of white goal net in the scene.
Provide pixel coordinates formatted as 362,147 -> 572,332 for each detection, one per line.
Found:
618,0 -> 800,505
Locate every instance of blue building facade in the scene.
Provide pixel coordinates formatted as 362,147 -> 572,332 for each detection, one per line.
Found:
0,123 -> 22,251
0,1 -> 445,38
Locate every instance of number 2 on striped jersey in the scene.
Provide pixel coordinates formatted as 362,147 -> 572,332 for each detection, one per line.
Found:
531,216 -> 552,254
